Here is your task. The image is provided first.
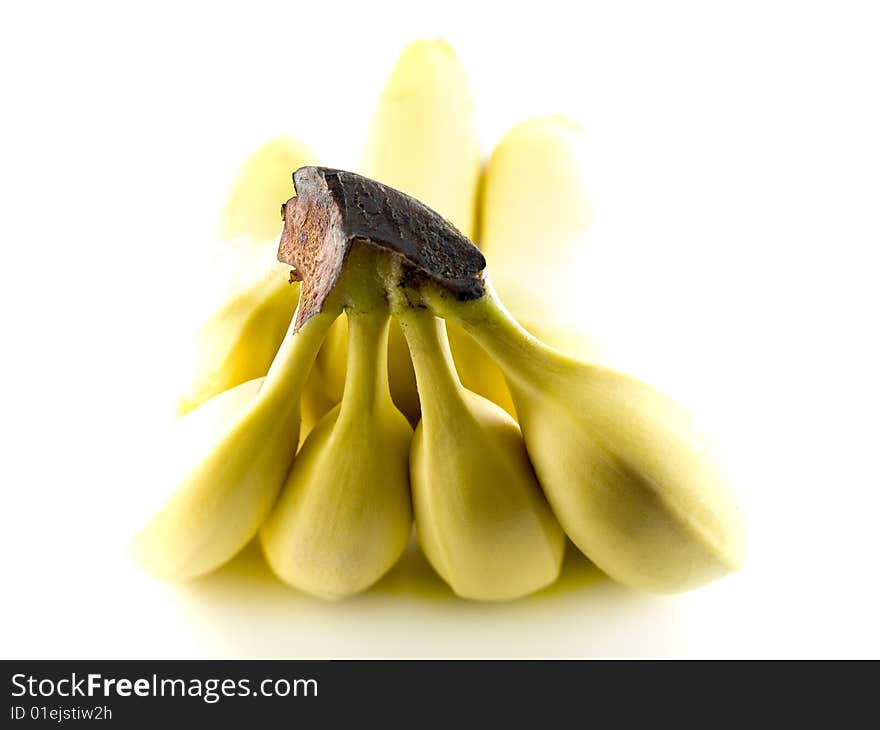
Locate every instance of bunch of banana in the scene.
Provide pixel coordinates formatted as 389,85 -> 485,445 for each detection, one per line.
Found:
176,44 -> 590,429
137,39 -> 743,600
137,163 -> 743,597
286,167 -> 743,595
317,46 -> 597,425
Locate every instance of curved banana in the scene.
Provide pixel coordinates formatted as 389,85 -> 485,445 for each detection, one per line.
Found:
319,39 -> 482,424
133,307 -> 336,580
449,116 -> 595,415
222,136 -> 318,243
177,139 -> 316,415
361,39 -> 480,235
177,241 -> 299,415
299,359 -> 337,445
261,263 -> 412,599
480,116 -> 593,281
429,284 -> 745,594
398,306 -> 564,601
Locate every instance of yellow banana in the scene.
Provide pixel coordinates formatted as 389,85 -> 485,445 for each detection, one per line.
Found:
449,116 -> 595,415
222,136 -> 317,243
318,39 -> 481,424
261,249 -> 412,599
299,359 -> 337,445
361,39 -> 480,235
398,307 -> 564,600
480,116 -> 593,280
177,241 -> 298,415
429,283 -> 745,593
176,138 -> 316,415
133,307 -> 335,580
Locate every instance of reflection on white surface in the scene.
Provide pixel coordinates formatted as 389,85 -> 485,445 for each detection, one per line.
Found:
171,539 -> 685,658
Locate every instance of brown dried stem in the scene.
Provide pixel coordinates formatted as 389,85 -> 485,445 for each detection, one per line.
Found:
278,167 -> 486,331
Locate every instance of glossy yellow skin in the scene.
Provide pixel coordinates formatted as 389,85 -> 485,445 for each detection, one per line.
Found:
400,310 -> 564,601
133,310 -> 335,581
260,309 -> 412,599
431,288 -> 745,594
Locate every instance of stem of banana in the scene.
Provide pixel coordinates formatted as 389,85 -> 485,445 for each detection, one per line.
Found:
338,308 -> 392,417
421,279 -> 579,388
258,304 -> 338,406
261,236 -> 392,410
395,306 -> 465,409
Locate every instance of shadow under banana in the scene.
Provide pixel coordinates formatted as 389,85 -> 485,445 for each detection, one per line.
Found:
174,535 -> 610,608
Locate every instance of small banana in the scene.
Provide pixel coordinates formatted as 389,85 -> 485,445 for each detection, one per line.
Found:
448,116 -> 595,415
133,306 -> 336,580
429,284 -> 746,593
398,307 -> 564,600
298,358 -> 337,445
313,305 -> 347,403
479,116 -> 593,282
319,39 -> 482,425
361,39 -> 480,236
222,136 -> 318,243
177,138 -> 315,415
260,248 -> 413,599
177,242 -> 299,415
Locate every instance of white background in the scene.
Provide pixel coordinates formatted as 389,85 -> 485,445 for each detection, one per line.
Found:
1,1 -> 878,658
